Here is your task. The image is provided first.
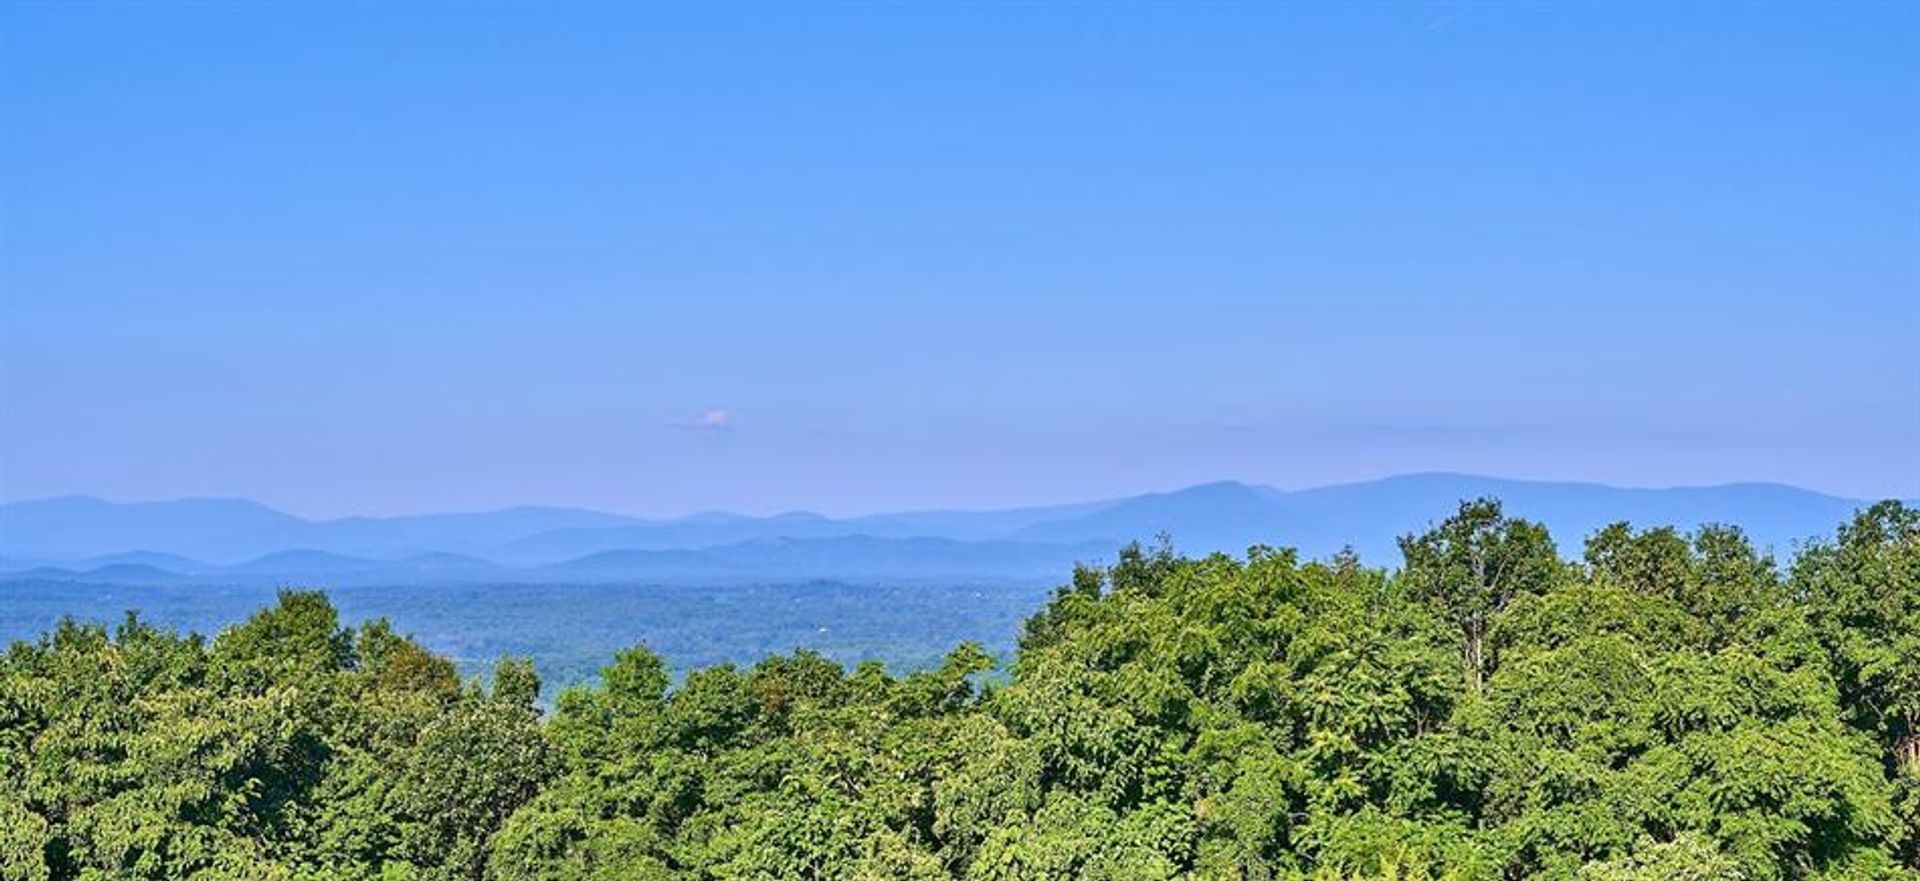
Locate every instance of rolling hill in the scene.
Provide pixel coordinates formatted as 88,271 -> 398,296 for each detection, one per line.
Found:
1,474 -> 1901,584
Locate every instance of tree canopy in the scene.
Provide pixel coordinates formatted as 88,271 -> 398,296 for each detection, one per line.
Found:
1,500 -> 1915,879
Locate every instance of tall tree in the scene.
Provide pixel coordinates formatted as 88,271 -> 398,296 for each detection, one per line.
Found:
1398,497 -> 1561,692
1798,500 -> 1920,855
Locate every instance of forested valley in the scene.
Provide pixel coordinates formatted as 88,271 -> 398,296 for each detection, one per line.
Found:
2,499 -> 1915,880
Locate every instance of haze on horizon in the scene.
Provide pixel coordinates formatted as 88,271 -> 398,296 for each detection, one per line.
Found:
3,4 -> 1916,519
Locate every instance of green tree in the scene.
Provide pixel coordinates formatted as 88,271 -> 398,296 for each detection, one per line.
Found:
1398,498 -> 1561,692
493,657 -> 542,710
389,698 -> 554,879
1797,501 -> 1920,868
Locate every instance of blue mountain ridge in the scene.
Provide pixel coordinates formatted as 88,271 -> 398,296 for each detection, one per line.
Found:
1,474 -> 1904,584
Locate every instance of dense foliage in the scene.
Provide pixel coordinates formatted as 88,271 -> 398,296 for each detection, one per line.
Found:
2,500 -> 1915,879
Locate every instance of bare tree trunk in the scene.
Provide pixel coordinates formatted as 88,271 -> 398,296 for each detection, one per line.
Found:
1463,619 -> 1485,695
1898,717 -> 1920,779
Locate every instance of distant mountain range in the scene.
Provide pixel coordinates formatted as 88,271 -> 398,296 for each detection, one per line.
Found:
1,474 -> 1904,585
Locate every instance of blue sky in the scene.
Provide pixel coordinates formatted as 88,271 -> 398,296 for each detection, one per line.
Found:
2,3 -> 1915,517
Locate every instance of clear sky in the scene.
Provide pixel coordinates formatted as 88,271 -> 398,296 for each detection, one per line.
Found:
2,3 -> 1916,518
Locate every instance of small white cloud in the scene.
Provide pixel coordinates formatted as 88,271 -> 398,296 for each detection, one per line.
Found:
674,408 -> 735,431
